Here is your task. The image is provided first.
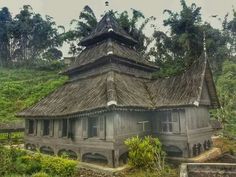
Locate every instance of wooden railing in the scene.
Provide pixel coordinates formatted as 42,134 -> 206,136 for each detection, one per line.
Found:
0,122 -> 25,143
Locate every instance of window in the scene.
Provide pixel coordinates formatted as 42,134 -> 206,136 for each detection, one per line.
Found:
28,120 -> 34,134
82,116 -> 106,139
62,119 -> 68,137
43,120 -> 50,136
88,117 -> 98,137
68,119 -> 75,139
161,111 -> 179,133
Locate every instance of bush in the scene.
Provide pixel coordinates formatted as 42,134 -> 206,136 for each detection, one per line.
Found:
0,147 -> 12,176
32,172 -> 50,177
125,136 -> 166,169
41,155 -> 77,177
0,147 -> 77,177
15,153 -> 42,175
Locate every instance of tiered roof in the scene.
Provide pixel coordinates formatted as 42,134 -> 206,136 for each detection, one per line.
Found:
18,12 -> 219,118
63,40 -> 158,75
18,54 -> 219,118
79,13 -> 138,46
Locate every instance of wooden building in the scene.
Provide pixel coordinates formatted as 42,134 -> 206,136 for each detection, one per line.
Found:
18,13 -> 220,167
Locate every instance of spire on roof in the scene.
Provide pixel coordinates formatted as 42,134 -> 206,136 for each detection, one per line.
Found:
105,1 -> 110,13
79,10 -> 138,46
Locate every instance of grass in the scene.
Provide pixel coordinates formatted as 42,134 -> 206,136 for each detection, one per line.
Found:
0,67 -> 68,123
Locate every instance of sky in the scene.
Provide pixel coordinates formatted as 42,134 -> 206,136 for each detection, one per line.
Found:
1,0 -> 235,56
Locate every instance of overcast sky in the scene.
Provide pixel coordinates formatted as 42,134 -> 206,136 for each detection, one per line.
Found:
1,0 -> 235,56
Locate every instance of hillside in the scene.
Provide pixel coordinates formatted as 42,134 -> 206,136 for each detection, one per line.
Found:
0,68 -> 68,123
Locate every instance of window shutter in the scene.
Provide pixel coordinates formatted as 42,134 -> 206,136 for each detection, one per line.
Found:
40,120 -> 44,136
82,118 -> 88,139
99,116 -> 106,140
172,111 -> 180,133
58,120 -> 62,138
50,120 -> 54,136
25,119 -> 29,134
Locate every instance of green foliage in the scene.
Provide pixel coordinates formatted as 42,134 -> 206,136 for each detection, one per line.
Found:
0,68 -> 67,123
32,172 -> 50,177
125,136 -> 166,170
151,0 -> 229,75
0,5 -> 63,67
161,0 -> 202,65
0,147 -> 77,177
0,147 -> 12,175
41,155 -> 77,177
212,59 -> 236,136
152,57 -> 185,78
0,146 -> 27,176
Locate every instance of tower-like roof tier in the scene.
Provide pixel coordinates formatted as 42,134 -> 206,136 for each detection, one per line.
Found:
63,40 -> 158,75
79,13 -> 138,46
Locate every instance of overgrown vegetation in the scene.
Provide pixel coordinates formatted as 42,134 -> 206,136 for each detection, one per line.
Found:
124,136 -> 177,177
0,146 -> 77,177
212,60 -> 236,137
0,67 -> 67,123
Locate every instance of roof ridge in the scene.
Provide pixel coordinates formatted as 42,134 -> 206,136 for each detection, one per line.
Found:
195,54 -> 208,106
106,71 -> 117,106
142,81 -> 156,107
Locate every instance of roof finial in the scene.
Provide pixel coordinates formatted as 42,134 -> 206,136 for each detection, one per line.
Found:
105,1 -> 109,7
203,31 -> 207,58
105,1 -> 110,13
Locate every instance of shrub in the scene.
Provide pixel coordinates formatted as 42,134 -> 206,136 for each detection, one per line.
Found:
125,136 -> 166,169
15,153 -> 42,175
32,172 -> 50,177
0,147 -> 77,177
0,147 -> 12,175
41,155 -> 77,177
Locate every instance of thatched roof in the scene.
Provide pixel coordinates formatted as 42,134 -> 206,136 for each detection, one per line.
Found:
148,54 -> 219,108
79,13 -> 138,46
63,40 -> 158,75
18,55 -> 219,118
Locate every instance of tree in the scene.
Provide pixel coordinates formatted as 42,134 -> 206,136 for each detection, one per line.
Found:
62,6 -> 97,55
202,23 -> 229,74
151,0 -> 230,77
150,0 -> 203,77
212,60 -> 236,136
11,5 -> 62,64
223,9 -> 236,58
162,0 -> 202,65
64,6 -> 156,56
42,48 -> 62,61
115,9 -> 156,56
0,7 -> 12,66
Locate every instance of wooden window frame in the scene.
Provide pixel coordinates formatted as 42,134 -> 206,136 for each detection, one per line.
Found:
83,116 -> 106,140
88,117 -> 99,138
161,111 -> 179,133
